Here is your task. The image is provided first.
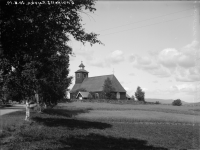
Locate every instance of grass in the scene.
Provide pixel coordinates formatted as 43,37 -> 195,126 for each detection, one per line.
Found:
0,101 -> 200,150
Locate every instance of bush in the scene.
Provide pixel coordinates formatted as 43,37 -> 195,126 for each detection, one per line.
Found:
155,101 -> 160,104
172,99 -> 182,106
110,93 -> 116,100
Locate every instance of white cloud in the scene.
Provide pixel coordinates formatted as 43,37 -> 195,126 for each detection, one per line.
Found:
147,83 -> 199,95
158,48 -> 179,68
146,83 -> 200,102
177,54 -> 195,68
147,66 -> 171,78
157,40 -> 198,65
130,40 -> 200,81
175,66 -> 200,82
109,50 -> 124,64
184,40 -> 199,51
169,83 -> 200,95
130,54 -> 170,78
176,40 -> 200,68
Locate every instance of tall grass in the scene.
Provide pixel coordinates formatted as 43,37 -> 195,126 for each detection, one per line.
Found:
1,102 -> 200,150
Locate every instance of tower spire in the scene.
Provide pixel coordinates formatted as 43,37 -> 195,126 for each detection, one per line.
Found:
79,61 -> 85,69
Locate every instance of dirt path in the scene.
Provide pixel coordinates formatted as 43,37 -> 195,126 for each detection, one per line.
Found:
0,104 -> 25,116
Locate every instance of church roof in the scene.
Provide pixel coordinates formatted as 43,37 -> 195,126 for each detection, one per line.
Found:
70,74 -> 126,93
75,69 -> 89,73
79,62 -> 85,68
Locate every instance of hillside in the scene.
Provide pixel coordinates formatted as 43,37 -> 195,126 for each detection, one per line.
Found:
185,102 -> 200,106
145,98 -> 188,105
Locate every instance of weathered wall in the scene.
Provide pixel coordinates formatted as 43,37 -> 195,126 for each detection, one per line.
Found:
120,92 -> 126,100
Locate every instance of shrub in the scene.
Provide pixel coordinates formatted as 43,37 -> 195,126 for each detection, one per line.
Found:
172,99 -> 182,106
110,93 -> 116,100
155,101 -> 160,104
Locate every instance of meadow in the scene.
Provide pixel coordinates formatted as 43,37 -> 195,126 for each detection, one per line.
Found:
1,101 -> 200,150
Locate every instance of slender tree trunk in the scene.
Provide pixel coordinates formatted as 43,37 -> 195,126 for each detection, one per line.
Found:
35,92 -> 41,113
25,100 -> 30,121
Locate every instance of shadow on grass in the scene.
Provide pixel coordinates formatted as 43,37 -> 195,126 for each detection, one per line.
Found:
32,117 -> 112,129
59,133 -> 168,150
43,108 -> 92,118
2,110 -> 25,116
0,105 -> 25,110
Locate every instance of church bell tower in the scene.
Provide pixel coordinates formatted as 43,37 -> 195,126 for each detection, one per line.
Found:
75,61 -> 89,84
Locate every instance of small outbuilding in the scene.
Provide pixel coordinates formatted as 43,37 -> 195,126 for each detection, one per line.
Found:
76,91 -> 91,100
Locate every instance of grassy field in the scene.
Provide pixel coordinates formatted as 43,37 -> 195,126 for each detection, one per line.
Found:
1,101 -> 200,150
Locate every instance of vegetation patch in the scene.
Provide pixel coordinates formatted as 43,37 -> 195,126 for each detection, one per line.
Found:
1,103 -> 200,150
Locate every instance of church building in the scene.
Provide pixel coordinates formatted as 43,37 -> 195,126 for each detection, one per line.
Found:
70,62 -> 127,100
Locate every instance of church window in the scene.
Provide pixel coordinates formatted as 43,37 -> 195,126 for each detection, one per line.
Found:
77,73 -> 80,78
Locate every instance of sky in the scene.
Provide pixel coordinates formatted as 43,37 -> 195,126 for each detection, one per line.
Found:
68,1 -> 200,103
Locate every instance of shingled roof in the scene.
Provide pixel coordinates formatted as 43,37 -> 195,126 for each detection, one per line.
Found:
70,74 -> 126,93
75,69 -> 89,73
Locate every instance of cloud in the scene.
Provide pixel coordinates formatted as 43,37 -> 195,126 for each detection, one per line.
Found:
169,85 -> 180,93
130,55 -> 156,69
108,50 -> 124,64
169,83 -> 200,95
145,40 -> 200,81
157,40 -> 199,69
147,83 -> 199,96
184,40 -> 199,51
158,48 -> 179,68
177,54 -> 195,68
130,54 -> 170,78
175,66 -> 200,82
147,66 -> 171,78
